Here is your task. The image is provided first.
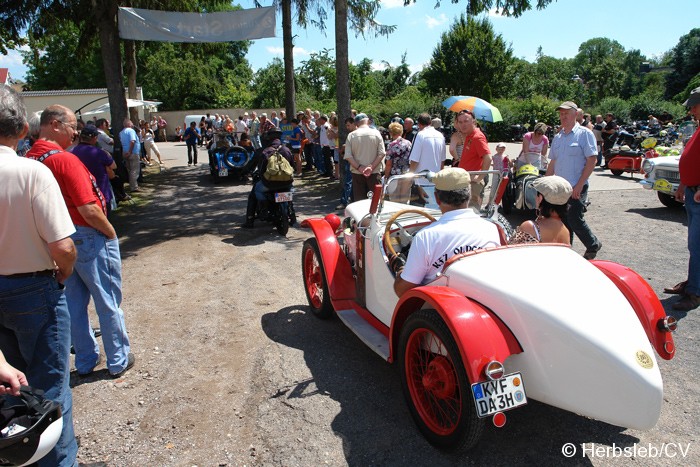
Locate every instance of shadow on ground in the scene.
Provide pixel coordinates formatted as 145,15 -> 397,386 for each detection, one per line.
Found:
261,305 -> 639,466
111,165 -> 343,257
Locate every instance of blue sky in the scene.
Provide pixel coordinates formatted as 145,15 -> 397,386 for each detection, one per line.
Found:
1,0 -> 697,81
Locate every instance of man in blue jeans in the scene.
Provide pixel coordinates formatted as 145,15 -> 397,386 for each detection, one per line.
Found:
0,87 -> 79,465
27,105 -> 135,380
668,87 -> 700,311
546,101 -> 602,259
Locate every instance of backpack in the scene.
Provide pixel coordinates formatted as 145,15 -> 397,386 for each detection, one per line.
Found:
263,148 -> 294,182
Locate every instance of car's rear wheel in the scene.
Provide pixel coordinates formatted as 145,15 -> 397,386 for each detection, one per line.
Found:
658,191 -> 684,208
302,238 -> 333,319
399,309 -> 483,451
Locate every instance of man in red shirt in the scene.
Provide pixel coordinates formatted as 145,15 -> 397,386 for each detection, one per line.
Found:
27,105 -> 135,377
456,110 -> 492,209
669,87 -> 700,311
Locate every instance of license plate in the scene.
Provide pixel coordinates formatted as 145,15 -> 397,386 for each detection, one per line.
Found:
274,192 -> 293,202
653,179 -> 673,193
471,372 -> 527,418
218,168 -> 228,177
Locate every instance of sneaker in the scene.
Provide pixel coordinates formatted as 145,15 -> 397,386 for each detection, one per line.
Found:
583,241 -> 602,260
672,294 -> 700,311
78,353 -> 102,376
110,353 -> 135,378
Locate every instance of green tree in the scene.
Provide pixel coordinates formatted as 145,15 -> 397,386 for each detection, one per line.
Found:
422,15 -> 513,98
252,58 -> 286,108
665,28 -> 700,100
572,38 -> 627,103
297,48 -> 337,103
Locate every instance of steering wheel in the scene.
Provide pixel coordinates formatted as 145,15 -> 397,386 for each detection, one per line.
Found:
383,209 -> 437,258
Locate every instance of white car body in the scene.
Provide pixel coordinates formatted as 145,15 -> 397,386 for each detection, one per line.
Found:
302,171 -> 675,449
640,155 -> 682,207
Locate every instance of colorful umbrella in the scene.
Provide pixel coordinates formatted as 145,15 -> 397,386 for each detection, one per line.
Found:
442,96 -> 503,123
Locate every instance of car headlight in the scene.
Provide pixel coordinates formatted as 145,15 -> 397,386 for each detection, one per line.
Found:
642,159 -> 654,174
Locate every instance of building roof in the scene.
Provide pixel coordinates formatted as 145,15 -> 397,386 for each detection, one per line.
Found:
21,87 -> 142,97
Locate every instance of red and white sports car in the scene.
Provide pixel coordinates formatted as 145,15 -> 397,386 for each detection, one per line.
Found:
301,171 -> 676,451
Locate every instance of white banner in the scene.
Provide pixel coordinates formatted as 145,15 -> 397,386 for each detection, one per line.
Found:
118,7 -> 276,42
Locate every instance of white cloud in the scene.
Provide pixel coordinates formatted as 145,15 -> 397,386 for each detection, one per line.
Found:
265,46 -> 312,58
487,8 -> 506,17
371,61 -> 389,71
409,62 -> 427,75
381,0 -> 407,9
425,14 -> 448,29
0,49 -> 25,67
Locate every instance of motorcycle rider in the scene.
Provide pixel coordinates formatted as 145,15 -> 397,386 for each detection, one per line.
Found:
242,128 -> 294,228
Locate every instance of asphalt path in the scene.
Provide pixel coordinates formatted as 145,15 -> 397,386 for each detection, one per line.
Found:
109,141 -> 697,466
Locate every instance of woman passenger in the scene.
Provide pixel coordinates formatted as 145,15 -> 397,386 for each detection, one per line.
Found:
510,175 -> 572,245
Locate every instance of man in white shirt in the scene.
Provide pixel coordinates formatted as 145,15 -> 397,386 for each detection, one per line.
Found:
409,113 -> 446,175
393,167 -> 500,297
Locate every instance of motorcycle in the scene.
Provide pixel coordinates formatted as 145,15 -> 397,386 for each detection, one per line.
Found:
250,172 -> 297,236
607,136 -> 658,177
208,131 -> 256,183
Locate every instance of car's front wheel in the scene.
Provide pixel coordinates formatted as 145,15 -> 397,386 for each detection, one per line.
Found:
302,238 -> 333,319
658,191 -> 684,208
399,309 -> 484,451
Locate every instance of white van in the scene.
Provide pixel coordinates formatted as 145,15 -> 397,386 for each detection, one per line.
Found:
184,115 -> 206,129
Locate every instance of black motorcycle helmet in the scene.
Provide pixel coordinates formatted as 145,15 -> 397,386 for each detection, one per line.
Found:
0,386 -> 63,466
263,127 -> 283,143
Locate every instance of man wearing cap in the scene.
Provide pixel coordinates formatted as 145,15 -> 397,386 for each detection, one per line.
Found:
667,87 -> 700,311
393,167 -> 501,297
409,112 -> 446,177
0,88 -> 79,466
344,113 -> 386,200
26,105 -> 135,380
70,124 -> 118,215
546,100 -> 602,259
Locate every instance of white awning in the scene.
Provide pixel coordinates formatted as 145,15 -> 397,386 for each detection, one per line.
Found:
81,99 -> 162,116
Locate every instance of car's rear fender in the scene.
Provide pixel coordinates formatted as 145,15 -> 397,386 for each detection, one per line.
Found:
591,260 -> 675,360
301,217 -> 355,301
391,286 -> 523,382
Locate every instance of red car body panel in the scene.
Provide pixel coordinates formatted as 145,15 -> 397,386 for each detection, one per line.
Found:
392,286 -> 523,381
591,260 -> 675,360
300,218 -> 355,301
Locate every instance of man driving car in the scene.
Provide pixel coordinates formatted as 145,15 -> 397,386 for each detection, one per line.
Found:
393,167 -> 501,297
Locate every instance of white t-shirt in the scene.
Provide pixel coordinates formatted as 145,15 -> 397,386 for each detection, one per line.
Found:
401,209 -> 500,285
318,123 -> 332,147
235,120 -> 248,134
0,145 -> 75,274
409,126 -> 446,173
97,130 -> 113,154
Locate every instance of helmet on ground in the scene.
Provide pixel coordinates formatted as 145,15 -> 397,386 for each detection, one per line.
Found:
0,386 -> 62,466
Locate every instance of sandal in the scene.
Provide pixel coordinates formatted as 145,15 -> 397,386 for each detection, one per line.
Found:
664,280 -> 688,295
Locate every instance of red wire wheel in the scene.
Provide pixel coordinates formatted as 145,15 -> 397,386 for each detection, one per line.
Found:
301,238 -> 333,319
399,309 -> 483,451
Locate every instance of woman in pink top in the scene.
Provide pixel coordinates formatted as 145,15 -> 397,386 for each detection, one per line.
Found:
518,122 -> 549,169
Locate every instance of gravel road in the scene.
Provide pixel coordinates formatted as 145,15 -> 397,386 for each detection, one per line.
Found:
71,142 -> 698,466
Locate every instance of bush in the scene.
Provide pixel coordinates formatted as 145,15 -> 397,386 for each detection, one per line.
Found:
591,97 -> 630,124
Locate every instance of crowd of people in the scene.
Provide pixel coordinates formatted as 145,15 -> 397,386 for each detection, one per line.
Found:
0,85 -> 698,464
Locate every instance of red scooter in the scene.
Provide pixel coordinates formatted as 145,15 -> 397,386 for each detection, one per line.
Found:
607,137 -> 658,177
